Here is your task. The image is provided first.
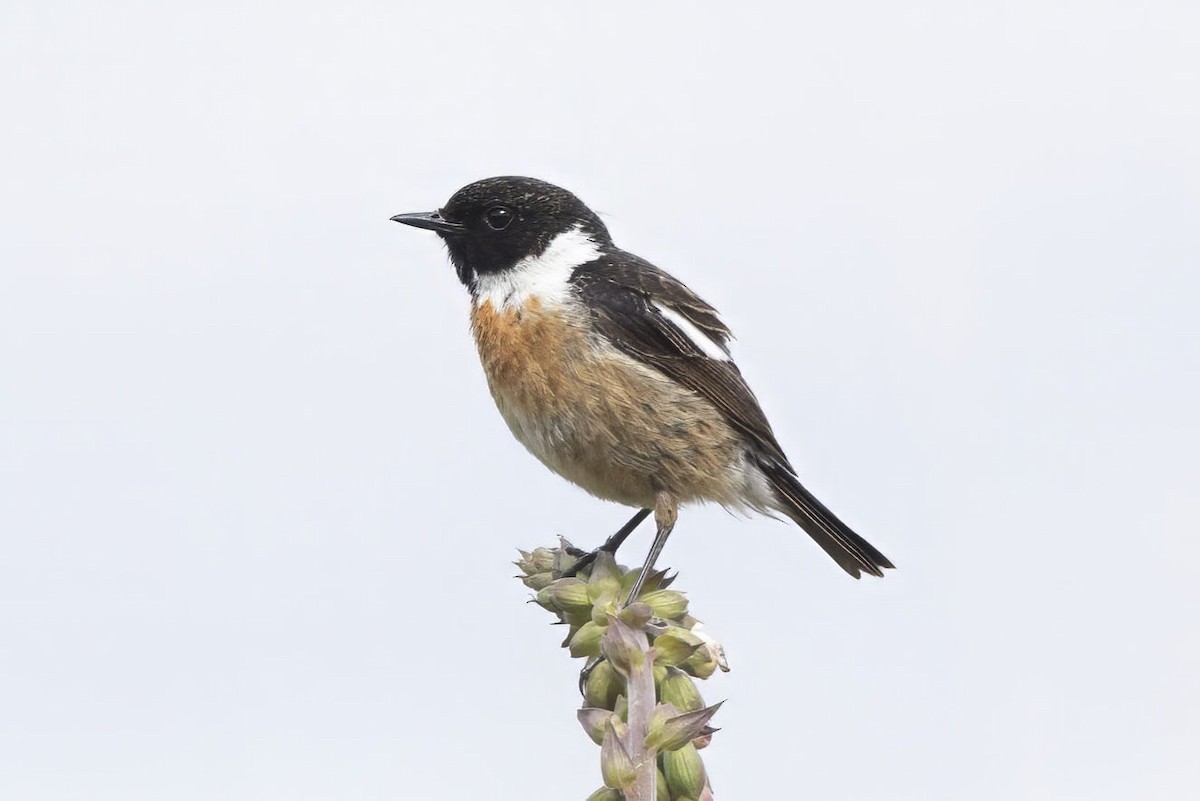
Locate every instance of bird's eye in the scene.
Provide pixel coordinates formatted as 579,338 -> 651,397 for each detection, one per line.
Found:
484,206 -> 514,231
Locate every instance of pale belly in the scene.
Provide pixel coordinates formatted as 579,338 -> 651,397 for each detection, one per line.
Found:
470,298 -> 766,510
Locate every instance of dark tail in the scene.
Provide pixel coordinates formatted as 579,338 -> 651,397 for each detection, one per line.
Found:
758,458 -> 894,579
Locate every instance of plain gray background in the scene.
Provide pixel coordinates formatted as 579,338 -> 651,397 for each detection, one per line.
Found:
2,2 -> 1197,799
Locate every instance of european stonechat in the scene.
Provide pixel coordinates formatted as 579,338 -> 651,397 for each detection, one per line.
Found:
393,177 -> 893,599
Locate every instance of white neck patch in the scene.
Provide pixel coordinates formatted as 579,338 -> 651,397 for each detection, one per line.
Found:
473,225 -> 601,311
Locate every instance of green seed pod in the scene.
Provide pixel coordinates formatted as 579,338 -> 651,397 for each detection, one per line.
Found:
547,577 -> 592,612
681,643 -> 720,679
522,571 -> 555,591
535,586 -> 557,611
655,767 -> 669,801
656,626 -> 704,648
564,607 -> 594,629
578,707 -> 616,746
658,667 -> 704,712
680,656 -> 716,680
529,547 -> 558,573
584,659 -> 625,710
591,592 -> 619,626
600,721 -> 637,790
661,743 -> 706,800
587,788 -> 624,801
639,590 -> 688,620
587,552 -> 624,603
651,632 -> 701,667
613,694 -> 628,723
645,702 -> 677,752
652,664 -> 669,688
618,601 -> 653,630
690,626 -> 729,674
646,702 -> 723,753
569,621 -> 605,658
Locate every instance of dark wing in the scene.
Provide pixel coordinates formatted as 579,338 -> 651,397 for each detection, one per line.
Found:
570,252 -> 791,467
572,252 -> 895,579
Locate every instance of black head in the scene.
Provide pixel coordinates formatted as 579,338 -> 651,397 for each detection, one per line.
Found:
391,176 -> 611,288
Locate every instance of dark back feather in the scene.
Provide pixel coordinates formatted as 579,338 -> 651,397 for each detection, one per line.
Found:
571,252 -> 791,467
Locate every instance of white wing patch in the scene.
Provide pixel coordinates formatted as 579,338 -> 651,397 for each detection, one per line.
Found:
651,301 -> 731,361
474,225 -> 601,311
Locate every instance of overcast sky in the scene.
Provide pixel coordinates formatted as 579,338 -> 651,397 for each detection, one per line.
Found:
2,2 -> 1198,799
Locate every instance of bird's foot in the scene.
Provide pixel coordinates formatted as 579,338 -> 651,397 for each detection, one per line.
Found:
558,508 -> 653,579
559,543 -> 610,578
578,655 -> 604,696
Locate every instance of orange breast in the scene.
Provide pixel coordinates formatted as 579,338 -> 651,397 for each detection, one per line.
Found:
468,296 -> 749,509
469,297 -> 587,420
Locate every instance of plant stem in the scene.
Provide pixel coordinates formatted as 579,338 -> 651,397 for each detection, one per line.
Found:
623,623 -> 657,801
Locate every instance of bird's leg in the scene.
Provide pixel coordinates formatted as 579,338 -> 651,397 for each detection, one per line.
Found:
561,508 -> 651,577
578,497 -> 675,693
623,491 -> 678,605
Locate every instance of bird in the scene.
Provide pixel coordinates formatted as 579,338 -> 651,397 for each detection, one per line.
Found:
392,176 -> 893,600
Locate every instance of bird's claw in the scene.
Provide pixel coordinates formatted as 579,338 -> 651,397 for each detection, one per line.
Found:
578,655 -> 605,695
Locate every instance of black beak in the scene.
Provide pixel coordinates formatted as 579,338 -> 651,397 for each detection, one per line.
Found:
389,211 -> 465,234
